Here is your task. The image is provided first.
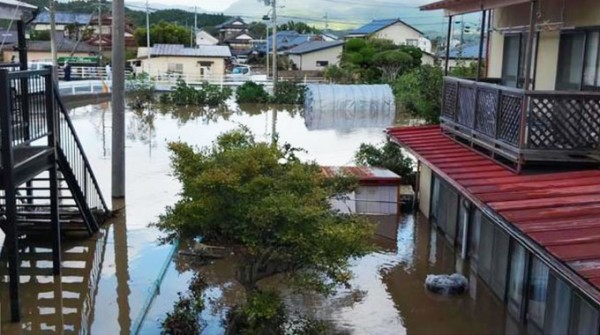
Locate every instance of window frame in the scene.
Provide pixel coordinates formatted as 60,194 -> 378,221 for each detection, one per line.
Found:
556,28 -> 600,92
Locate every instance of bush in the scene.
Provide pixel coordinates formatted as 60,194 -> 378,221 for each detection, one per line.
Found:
126,72 -> 155,110
394,65 -> 443,124
355,141 -> 416,186
272,81 -> 305,104
235,81 -> 270,104
161,79 -> 232,107
323,65 -> 354,84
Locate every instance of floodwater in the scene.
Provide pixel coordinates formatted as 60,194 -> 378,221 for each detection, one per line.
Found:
0,99 -> 520,334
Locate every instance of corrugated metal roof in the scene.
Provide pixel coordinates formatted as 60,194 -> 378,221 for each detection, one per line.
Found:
256,31 -> 314,53
387,125 -> 600,299
33,11 -> 92,25
321,166 -> 401,185
348,18 -> 423,37
287,40 -> 344,55
150,44 -> 231,58
0,0 -> 37,20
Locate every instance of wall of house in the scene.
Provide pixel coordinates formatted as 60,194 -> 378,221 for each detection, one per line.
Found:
140,56 -> 226,78
487,0 -> 600,89
418,164 -> 431,218
289,45 -> 343,71
375,23 -> 423,46
2,51 -> 90,63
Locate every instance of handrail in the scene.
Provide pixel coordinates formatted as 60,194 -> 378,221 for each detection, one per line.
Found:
444,76 -> 525,95
53,85 -> 109,215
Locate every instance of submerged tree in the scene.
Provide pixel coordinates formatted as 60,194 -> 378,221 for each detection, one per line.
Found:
355,141 -> 416,187
155,127 -> 374,333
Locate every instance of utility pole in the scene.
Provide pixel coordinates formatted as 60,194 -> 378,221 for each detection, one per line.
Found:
49,0 -> 58,78
271,0 -> 278,91
265,26 -> 269,77
98,2 -> 102,59
194,6 -> 197,47
112,0 -> 126,198
146,0 -> 150,57
459,19 -> 465,61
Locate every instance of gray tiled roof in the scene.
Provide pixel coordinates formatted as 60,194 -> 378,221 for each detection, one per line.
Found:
33,11 -> 92,25
150,44 -> 232,58
287,40 -> 344,55
28,34 -> 97,53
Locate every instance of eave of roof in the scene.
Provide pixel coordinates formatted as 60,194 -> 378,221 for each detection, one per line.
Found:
350,18 -> 424,37
420,0 -> 530,16
387,125 -> 600,306
287,40 -> 344,55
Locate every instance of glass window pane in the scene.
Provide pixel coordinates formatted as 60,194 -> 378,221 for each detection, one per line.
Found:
557,33 -> 585,90
502,35 -> 521,88
478,215 -> 494,284
544,274 -> 571,335
508,242 -> 527,319
431,176 -> 440,219
445,187 -> 458,244
570,294 -> 600,335
527,257 -> 549,331
491,228 -> 509,300
469,209 -> 482,265
584,32 -> 599,86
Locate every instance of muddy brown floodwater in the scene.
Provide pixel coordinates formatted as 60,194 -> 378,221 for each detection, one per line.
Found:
0,100 -> 524,334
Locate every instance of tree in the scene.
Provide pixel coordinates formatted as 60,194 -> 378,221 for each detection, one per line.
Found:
278,20 -> 321,34
134,21 -> 191,47
372,50 -> 413,82
155,127 -> 374,332
248,21 -> 267,38
394,64 -> 444,124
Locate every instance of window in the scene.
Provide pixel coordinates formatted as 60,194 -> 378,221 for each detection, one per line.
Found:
478,215 -> 494,283
457,198 -> 470,257
527,257 -> 549,334
316,61 -> 329,67
507,242 -> 527,320
167,63 -> 183,74
490,228 -> 509,300
544,274 -> 571,335
406,39 -> 418,47
431,176 -> 440,218
570,294 -> 600,335
469,209 -> 482,266
430,176 -> 458,244
557,30 -> 600,91
501,34 -> 528,88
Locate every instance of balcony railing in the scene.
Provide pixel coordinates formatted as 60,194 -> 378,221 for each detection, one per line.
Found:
440,77 -> 600,170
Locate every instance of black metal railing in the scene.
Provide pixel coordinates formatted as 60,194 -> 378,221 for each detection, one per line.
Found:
54,86 -> 109,217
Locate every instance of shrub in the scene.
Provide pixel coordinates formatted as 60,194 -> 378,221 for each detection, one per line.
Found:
235,81 -> 270,104
272,81 -> 305,104
394,65 -> 443,124
355,141 -> 416,186
161,79 -> 232,107
126,72 -> 155,110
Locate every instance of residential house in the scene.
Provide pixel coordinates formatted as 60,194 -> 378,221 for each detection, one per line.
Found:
0,30 -> 17,59
257,30 -> 314,55
287,40 -> 343,71
85,14 -> 137,48
196,29 -> 219,46
32,11 -> 92,37
346,18 -> 433,53
437,43 -> 485,71
138,44 -> 231,78
2,32 -> 97,63
389,1 -> 600,335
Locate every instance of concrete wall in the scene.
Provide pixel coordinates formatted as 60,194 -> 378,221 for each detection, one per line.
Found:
488,0 -> 600,89
418,164 -> 432,218
289,45 -> 343,71
375,23 -> 423,46
2,50 -> 90,63
140,56 -> 226,78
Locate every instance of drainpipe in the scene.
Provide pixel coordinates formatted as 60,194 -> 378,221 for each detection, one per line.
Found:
476,10 -> 486,81
444,16 -> 453,76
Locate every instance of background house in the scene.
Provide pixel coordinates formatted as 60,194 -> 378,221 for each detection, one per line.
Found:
216,17 -> 248,43
437,43 -> 484,71
287,40 -> 344,71
138,44 -> 231,78
346,18 -> 432,53
32,11 -> 92,34
196,30 -> 218,46
256,30 -> 314,55
2,32 -> 97,63
86,14 -> 136,48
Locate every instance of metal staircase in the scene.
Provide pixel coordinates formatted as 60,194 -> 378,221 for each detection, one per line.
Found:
0,66 -> 110,322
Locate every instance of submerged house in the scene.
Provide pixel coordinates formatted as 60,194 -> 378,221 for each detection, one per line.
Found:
389,0 -> 600,334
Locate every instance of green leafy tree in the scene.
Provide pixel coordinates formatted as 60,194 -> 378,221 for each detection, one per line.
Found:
248,21 -> 267,38
134,21 -> 191,47
323,65 -> 353,84
160,79 -> 232,107
155,127 -> 374,332
278,20 -> 321,34
372,50 -> 413,82
355,141 -> 416,186
236,81 -> 270,103
394,64 -> 443,124
30,30 -> 51,41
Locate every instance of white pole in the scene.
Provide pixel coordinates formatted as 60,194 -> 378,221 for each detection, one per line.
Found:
194,6 -> 197,47
112,0 -> 126,198
49,0 -> 58,78
272,0 -> 278,91
146,0 -> 150,59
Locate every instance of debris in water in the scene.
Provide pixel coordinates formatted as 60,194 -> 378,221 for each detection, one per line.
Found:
425,273 -> 468,295
178,243 -> 230,259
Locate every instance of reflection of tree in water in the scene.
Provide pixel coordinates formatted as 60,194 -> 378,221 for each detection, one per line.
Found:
156,104 -> 234,126
127,107 -> 157,147
236,103 -> 302,118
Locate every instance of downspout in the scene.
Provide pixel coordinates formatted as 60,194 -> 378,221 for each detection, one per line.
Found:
485,9 -> 492,78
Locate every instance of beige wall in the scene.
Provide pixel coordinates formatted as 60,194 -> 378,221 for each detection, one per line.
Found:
422,53 -> 436,66
488,0 -> 600,89
140,56 -> 226,78
418,163 -> 432,218
289,45 -> 343,71
375,23 -> 423,46
2,50 -> 90,63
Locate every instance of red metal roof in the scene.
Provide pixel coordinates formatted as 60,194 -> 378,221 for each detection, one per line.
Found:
388,125 -> 600,297
320,166 -> 401,186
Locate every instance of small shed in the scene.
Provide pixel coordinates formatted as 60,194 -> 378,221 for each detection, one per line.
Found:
321,166 -> 401,215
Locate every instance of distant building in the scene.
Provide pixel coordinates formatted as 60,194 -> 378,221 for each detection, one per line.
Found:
86,14 -> 137,48
196,30 -> 219,46
437,43 -> 486,71
346,18 -> 432,53
2,33 -> 97,63
138,44 -> 231,78
0,30 -> 17,56
287,40 -> 344,71
32,11 -> 92,32
215,17 -> 256,56
256,31 -> 314,54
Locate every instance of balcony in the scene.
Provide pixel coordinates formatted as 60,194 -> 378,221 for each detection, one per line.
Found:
440,77 -> 600,171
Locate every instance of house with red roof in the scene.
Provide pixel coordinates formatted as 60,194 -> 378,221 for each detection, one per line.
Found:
389,0 -> 600,334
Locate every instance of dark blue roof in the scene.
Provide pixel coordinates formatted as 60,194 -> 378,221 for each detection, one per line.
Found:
440,43 -> 486,59
33,11 -> 92,25
255,31 -> 313,53
349,18 -> 423,36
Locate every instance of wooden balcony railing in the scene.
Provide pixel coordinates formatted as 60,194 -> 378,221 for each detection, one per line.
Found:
440,77 -> 600,170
